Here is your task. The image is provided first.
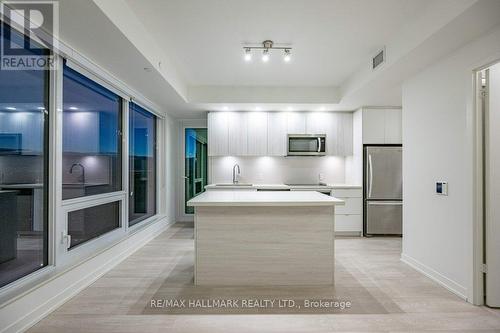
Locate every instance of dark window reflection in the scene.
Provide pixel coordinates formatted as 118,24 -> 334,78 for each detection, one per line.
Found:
68,201 -> 120,249
184,128 -> 207,214
62,63 -> 122,200
0,23 -> 49,288
129,103 -> 156,226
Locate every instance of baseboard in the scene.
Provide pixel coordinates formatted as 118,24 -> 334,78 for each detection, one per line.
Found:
0,217 -> 172,333
400,253 -> 468,301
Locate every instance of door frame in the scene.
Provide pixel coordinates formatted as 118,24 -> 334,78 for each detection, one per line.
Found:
472,58 -> 500,306
177,119 -> 207,222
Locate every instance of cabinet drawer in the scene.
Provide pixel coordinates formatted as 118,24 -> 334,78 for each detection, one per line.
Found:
334,197 -> 362,215
332,189 -> 362,198
335,214 -> 362,232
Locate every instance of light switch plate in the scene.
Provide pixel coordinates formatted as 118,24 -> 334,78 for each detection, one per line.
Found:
436,181 -> 448,195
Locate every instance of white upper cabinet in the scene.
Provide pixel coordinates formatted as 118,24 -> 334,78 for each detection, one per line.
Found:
362,108 -> 402,144
247,112 -> 268,156
362,109 -> 385,144
384,109 -> 402,144
208,111 -> 355,157
227,112 -> 248,156
306,112 -> 352,156
208,112 -> 228,156
267,112 -> 287,156
337,113 -> 353,156
286,112 -> 306,134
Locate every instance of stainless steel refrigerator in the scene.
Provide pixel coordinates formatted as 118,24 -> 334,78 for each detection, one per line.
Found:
364,146 -> 402,236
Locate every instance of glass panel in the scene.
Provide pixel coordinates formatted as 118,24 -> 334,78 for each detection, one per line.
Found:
68,201 -> 120,249
288,138 -> 319,152
62,63 -> 122,200
129,103 -> 156,226
185,128 -> 208,214
0,23 -> 49,288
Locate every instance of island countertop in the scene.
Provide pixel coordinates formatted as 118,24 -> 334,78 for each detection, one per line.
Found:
187,190 -> 344,207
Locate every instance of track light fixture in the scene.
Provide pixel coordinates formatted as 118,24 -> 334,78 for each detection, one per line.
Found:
244,48 -> 252,62
242,40 -> 292,63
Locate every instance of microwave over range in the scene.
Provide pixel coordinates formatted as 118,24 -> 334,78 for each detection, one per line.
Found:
287,134 -> 326,156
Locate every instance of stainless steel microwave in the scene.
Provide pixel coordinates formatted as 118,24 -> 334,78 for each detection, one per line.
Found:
287,134 -> 326,156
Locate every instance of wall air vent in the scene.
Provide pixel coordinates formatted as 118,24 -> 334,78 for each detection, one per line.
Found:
372,48 -> 385,70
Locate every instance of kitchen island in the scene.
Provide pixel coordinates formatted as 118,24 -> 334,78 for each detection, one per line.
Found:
187,190 -> 344,286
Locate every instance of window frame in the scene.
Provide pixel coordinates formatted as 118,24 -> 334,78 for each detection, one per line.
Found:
0,21 -> 52,290
0,24 -> 166,300
128,102 -> 158,227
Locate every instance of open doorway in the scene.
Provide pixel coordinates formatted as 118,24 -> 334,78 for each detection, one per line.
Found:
476,61 -> 500,308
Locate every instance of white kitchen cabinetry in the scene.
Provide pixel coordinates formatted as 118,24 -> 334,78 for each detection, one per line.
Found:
208,111 -> 354,157
306,112 -> 352,156
227,112 -> 248,156
286,112 -> 306,134
247,112 -> 268,156
337,113 -> 353,156
208,112 -> 228,156
384,109 -> 402,144
267,112 -> 287,156
362,108 -> 402,144
332,188 -> 363,235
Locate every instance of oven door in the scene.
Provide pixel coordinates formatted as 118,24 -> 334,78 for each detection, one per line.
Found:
287,135 -> 326,156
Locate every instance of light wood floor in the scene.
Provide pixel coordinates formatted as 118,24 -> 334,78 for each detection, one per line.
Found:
28,223 -> 500,332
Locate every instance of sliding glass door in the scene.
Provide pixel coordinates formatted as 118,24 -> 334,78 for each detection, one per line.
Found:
129,103 -> 156,226
0,23 -> 49,287
184,128 -> 207,214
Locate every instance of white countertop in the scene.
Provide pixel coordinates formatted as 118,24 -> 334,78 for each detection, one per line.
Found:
204,183 -> 361,190
187,190 -> 345,207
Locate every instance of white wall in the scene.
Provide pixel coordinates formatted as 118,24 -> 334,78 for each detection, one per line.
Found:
401,24 -> 500,302
209,156 -> 346,185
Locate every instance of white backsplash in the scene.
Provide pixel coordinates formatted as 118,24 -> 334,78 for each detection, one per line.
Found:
209,156 -> 346,185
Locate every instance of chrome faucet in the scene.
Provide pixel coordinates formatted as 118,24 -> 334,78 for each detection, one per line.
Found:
70,163 -> 85,184
232,164 -> 240,184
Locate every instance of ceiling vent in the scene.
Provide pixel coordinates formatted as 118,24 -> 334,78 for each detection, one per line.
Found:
372,47 -> 385,70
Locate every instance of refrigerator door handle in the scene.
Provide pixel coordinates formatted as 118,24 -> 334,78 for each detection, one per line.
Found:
367,201 -> 403,206
368,154 -> 373,198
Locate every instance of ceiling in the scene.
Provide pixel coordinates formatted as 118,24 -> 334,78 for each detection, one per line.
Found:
55,0 -> 500,117
124,0 -> 434,87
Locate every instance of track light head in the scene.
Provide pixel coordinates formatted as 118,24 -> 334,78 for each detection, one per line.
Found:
262,49 -> 270,62
284,49 -> 291,62
244,48 -> 252,62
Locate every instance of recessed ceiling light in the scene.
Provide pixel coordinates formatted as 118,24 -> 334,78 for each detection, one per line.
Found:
319,106 -> 326,111
255,106 -> 262,111
262,49 -> 270,63
222,106 -> 229,111
69,106 -> 78,110
6,106 -> 16,110
287,106 -> 293,111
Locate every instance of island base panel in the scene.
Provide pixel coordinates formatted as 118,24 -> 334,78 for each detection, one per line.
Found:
195,206 -> 335,286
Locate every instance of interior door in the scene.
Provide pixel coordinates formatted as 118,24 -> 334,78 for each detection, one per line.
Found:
485,63 -> 500,307
365,146 -> 402,200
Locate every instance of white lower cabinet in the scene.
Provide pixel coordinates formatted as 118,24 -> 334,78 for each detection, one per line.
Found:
332,188 -> 362,235
335,215 -> 363,233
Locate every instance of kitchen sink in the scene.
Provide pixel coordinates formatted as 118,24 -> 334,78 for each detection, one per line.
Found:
215,183 -> 253,187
